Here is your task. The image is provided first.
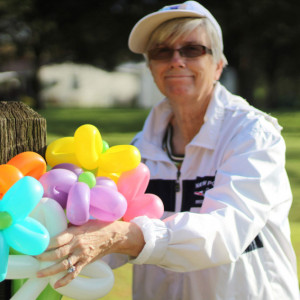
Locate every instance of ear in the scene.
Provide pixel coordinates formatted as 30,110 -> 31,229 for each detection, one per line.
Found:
214,60 -> 224,81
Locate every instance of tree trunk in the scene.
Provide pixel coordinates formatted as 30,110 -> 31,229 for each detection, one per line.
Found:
0,101 -> 47,298
0,101 -> 47,164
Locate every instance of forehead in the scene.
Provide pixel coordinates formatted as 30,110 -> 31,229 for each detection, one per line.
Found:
163,27 -> 209,47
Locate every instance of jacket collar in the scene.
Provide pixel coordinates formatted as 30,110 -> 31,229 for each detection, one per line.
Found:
189,82 -> 226,150
137,83 -> 232,156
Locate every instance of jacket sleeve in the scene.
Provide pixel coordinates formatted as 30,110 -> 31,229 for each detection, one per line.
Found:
130,118 -> 292,272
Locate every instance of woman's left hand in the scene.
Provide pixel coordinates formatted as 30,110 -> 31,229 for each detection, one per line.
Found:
36,219 -> 145,288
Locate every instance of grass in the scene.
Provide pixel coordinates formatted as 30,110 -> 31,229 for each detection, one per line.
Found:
37,107 -> 300,299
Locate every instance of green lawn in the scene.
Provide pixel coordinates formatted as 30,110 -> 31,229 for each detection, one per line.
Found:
37,107 -> 300,299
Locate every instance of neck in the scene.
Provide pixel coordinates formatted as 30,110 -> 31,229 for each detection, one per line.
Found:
169,93 -> 211,155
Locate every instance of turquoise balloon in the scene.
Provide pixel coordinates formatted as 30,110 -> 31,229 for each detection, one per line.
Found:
1,176 -> 44,223
3,217 -> 49,255
0,233 -> 9,282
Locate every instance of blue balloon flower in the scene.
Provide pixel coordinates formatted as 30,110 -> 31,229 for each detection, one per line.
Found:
0,176 -> 50,281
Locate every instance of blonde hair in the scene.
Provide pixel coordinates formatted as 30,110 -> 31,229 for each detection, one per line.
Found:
145,17 -> 228,66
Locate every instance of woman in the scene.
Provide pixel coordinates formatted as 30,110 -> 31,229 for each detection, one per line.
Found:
37,2 -> 299,299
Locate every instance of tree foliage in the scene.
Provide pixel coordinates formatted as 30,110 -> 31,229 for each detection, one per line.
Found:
0,0 -> 299,108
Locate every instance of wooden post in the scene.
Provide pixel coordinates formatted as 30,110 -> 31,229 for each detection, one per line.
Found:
0,101 -> 47,298
0,101 -> 47,164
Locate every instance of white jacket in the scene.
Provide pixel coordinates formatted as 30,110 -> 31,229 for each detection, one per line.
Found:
107,83 -> 299,300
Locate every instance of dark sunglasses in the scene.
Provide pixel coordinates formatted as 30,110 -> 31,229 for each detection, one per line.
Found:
148,44 -> 212,60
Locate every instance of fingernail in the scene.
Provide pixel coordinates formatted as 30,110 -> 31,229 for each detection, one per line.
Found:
54,282 -> 61,289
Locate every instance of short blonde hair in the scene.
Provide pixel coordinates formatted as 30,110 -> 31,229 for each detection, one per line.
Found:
145,17 -> 228,66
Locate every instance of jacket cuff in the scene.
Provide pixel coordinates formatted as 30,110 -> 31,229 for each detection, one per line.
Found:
129,216 -> 169,265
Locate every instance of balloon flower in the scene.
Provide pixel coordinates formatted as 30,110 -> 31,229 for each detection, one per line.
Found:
6,197 -> 114,300
118,163 -> 164,222
39,164 -> 128,225
0,151 -> 46,198
45,124 -> 141,181
0,176 -> 49,282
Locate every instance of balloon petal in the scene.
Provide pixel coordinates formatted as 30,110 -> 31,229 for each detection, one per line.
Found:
67,183 -> 90,225
96,177 -> 118,190
39,169 -> 78,208
30,198 -> 68,237
7,151 -> 46,180
123,194 -> 164,222
6,255 -> 40,279
46,137 -> 80,167
90,186 -> 127,222
51,260 -> 114,300
3,217 -> 49,255
52,163 -> 83,177
0,164 -> 23,198
1,176 -> 44,221
74,124 -> 102,170
117,163 -> 150,201
0,232 -> 9,282
10,277 -> 49,300
98,145 -> 141,173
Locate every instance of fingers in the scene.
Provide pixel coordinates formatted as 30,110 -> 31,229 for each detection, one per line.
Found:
36,242 -> 72,261
47,231 -> 74,250
36,254 -> 81,278
53,260 -> 86,289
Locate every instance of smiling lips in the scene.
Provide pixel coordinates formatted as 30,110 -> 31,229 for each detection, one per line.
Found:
165,73 -> 193,79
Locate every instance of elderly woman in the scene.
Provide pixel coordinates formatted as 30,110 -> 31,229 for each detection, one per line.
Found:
37,1 -> 299,299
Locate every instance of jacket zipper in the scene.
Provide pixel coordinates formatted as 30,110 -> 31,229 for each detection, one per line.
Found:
176,168 -> 181,192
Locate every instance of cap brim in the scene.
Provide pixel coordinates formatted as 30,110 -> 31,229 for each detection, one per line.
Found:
128,10 -> 205,54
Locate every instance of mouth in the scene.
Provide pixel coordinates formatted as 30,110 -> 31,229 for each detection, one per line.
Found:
165,74 -> 192,79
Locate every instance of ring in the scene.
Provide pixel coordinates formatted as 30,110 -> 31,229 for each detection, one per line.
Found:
67,257 -> 76,273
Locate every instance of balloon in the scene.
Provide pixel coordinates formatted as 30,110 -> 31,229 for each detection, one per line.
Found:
46,137 -> 80,167
0,151 -> 47,198
0,177 -> 49,281
96,169 -> 120,183
98,145 -> 141,174
39,169 -> 78,208
117,163 -> 164,222
7,151 -> 47,180
6,198 -> 114,300
117,162 -> 150,200
96,177 -> 118,190
45,124 -> 141,177
53,163 -> 83,177
0,164 -> 23,197
78,171 -> 96,188
39,167 -> 128,224
90,186 -> 127,222
102,140 -> 109,153
74,124 -> 102,170
53,260 -> 114,300
7,256 -> 114,300
122,193 -> 164,222
67,182 -> 91,225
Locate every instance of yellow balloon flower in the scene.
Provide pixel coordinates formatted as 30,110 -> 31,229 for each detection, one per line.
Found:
45,124 -> 141,179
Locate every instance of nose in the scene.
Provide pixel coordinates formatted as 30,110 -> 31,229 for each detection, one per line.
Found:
170,49 -> 185,68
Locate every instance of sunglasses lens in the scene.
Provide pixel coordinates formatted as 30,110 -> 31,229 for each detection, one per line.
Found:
148,48 -> 173,60
148,45 -> 211,60
181,45 -> 205,57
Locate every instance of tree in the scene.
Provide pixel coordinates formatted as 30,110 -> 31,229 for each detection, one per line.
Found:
0,0 -> 299,109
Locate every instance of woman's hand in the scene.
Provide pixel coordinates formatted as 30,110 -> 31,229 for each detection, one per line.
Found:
36,219 -> 145,288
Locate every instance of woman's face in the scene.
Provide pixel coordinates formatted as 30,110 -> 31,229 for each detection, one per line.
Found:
148,26 -> 223,105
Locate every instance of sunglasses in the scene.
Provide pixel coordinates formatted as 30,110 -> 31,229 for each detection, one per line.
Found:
148,44 -> 212,60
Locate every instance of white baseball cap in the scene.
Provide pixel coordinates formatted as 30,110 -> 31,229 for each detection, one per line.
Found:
128,1 -> 223,54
